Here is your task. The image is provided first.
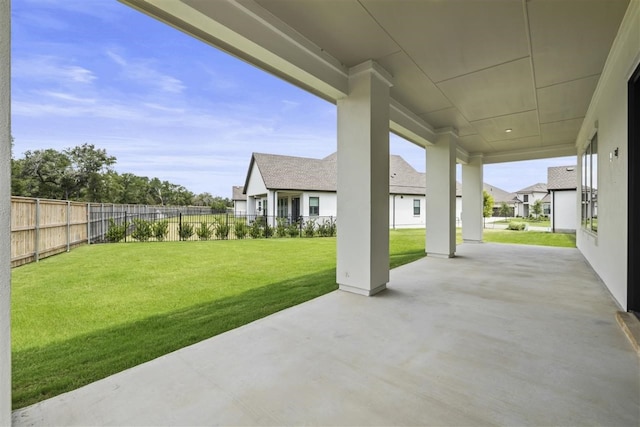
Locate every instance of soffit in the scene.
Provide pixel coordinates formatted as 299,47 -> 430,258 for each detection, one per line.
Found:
122,0 -> 630,162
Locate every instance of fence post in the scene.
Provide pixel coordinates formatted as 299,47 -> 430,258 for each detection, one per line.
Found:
87,203 -> 91,245
35,198 -> 40,262
66,201 -> 71,252
179,212 -> 183,241
124,212 -> 128,243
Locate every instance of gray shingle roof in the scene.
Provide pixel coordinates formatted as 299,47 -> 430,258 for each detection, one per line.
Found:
455,181 -> 514,204
232,186 -> 245,200
547,165 -> 577,190
245,152 -> 426,195
516,182 -> 548,193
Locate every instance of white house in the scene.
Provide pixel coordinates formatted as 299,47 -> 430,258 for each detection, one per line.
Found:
548,165 -> 578,232
513,183 -> 548,217
231,186 -> 247,215
242,152 -> 426,228
455,182 -> 515,223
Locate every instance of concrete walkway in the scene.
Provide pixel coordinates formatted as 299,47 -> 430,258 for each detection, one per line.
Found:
13,244 -> 640,426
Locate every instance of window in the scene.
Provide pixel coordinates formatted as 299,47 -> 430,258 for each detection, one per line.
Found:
309,197 -> 319,216
581,133 -> 598,233
413,199 -> 420,216
277,198 -> 288,218
523,195 -> 529,203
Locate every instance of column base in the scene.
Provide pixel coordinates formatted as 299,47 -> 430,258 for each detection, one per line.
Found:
426,252 -> 455,259
339,283 -> 387,296
463,239 -> 483,244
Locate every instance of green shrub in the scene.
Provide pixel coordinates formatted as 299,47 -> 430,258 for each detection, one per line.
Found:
249,220 -> 262,239
317,217 -> 336,237
178,222 -> 194,241
151,220 -> 169,241
131,219 -> 153,242
215,222 -> 230,240
234,221 -> 248,239
196,222 -> 213,240
507,221 -> 526,231
276,217 -> 288,238
287,221 -> 300,238
303,219 -> 316,237
105,218 -> 127,242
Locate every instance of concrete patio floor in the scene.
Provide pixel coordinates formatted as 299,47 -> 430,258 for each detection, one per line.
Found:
12,243 -> 640,426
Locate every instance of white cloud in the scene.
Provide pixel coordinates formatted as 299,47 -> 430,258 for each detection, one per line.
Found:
106,49 -> 186,94
13,56 -> 97,84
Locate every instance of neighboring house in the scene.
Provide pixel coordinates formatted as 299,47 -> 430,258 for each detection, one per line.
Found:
231,186 -> 247,215
547,165 -> 578,232
242,152 -> 426,228
455,182 -> 515,222
514,183 -> 548,217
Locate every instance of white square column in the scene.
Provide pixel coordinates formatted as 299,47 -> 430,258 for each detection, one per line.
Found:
337,61 -> 392,296
0,0 -> 11,424
426,131 -> 457,258
462,155 -> 484,243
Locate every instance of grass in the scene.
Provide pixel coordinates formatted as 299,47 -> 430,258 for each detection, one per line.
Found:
492,218 -> 552,228
11,231 -> 425,409
11,227 -> 574,409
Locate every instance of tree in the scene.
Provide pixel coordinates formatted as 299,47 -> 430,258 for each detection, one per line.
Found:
483,190 -> 494,218
532,199 -> 543,219
499,202 -> 511,220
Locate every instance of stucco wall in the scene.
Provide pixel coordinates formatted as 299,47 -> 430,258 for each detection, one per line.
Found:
551,190 -> 577,232
0,0 -> 11,423
245,163 -> 267,197
576,0 -> 639,309
390,195 -> 425,228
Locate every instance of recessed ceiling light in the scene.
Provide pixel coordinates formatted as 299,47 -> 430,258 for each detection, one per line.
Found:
505,128 -> 513,133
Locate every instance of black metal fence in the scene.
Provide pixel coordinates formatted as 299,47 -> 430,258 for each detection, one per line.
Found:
88,204 -> 336,243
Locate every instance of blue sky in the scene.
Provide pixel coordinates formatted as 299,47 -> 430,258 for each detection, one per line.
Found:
11,0 -> 575,197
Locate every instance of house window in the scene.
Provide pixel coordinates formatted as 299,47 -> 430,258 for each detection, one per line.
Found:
257,200 -> 262,213
277,198 -> 288,218
309,197 -> 319,216
581,133 -> 598,232
413,199 -> 420,216
523,195 -> 529,203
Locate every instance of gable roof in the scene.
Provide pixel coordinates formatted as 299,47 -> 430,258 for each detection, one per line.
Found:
547,165 -> 577,190
232,186 -> 245,201
516,182 -> 548,193
455,181 -> 514,204
243,152 -> 426,195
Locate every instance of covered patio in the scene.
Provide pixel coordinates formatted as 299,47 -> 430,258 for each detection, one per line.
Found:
12,243 -> 639,426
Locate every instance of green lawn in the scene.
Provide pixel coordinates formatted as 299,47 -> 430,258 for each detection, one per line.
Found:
11,231 -> 425,409
11,227 -> 574,409
492,218 -> 552,228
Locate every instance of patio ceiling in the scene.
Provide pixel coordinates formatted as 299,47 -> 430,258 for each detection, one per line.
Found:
121,0 -> 629,163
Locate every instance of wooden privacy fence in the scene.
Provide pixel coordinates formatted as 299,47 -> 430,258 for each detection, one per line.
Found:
11,197 -> 88,268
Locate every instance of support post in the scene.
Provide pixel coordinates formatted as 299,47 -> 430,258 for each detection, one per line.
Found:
337,61 -> 392,296
0,1 -> 11,423
462,155 -> 484,242
426,131 -> 457,258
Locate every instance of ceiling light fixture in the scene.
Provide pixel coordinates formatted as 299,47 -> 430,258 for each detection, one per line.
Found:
505,128 -> 513,133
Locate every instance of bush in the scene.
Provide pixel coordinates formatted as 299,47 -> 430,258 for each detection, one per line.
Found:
234,221 -> 248,239
196,222 -> 213,240
249,220 -> 262,239
507,221 -> 526,231
131,219 -> 153,241
152,220 -> 169,241
178,222 -> 194,241
303,219 -> 316,237
276,217 -> 288,238
287,221 -> 300,238
317,217 -> 336,237
264,223 -> 273,238
215,221 -> 230,240
105,218 -> 127,242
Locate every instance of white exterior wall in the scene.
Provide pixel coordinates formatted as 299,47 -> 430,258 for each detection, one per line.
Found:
390,195 -> 425,228
233,200 -> 247,215
576,0 -> 639,309
245,163 -> 267,197
0,0 -> 10,423
302,191 -> 337,217
551,190 -> 577,232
